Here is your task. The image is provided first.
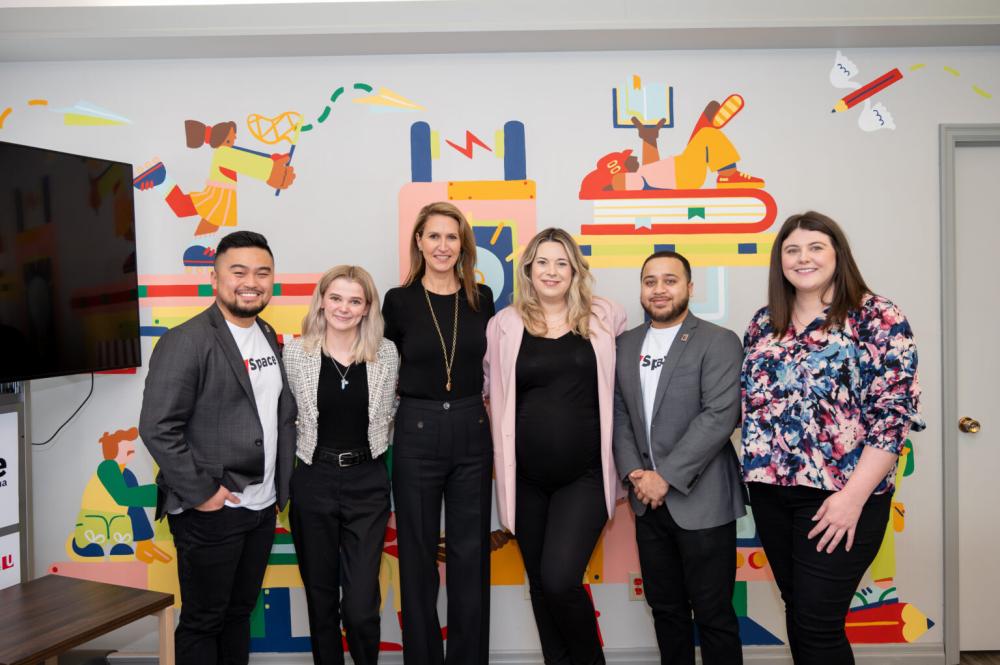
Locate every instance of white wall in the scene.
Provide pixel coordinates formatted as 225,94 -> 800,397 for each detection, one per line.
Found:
4,44 -> 999,656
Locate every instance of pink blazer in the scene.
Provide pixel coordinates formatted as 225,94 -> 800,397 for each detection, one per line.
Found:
484,297 -> 628,534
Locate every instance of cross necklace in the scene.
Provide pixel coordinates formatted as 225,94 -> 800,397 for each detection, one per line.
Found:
324,344 -> 353,390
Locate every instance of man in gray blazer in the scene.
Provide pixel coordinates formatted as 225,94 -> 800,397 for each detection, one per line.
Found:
139,230 -> 296,665
613,250 -> 746,665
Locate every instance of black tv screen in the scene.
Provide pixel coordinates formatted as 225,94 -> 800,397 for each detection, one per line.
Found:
0,141 -> 140,382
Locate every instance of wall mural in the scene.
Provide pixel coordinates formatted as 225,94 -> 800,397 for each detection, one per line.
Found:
577,76 -> 777,328
30,66 -> 941,654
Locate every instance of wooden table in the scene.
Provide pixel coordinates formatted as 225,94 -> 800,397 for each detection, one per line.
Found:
0,574 -> 174,665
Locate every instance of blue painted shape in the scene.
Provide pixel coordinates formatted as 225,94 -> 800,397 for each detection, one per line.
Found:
737,243 -> 757,254
693,616 -> 783,647
653,244 -> 676,252
140,326 -> 168,337
473,224 -> 515,311
410,122 -> 432,183
250,587 -> 312,653
502,121 -> 526,181
580,244 -> 592,256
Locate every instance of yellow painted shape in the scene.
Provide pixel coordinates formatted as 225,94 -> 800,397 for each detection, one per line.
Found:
494,129 -> 505,158
430,130 -> 440,159
150,304 -> 309,336
262,564 -> 304,589
587,254 -> 770,268
909,64 -> 926,71
0,107 -> 11,128
579,232 -> 776,246
584,533 -> 604,584
145,540 -> 182,607
901,603 -> 931,642
64,114 -> 125,126
944,66 -> 961,77
448,180 -> 536,201
582,242 -> 773,257
489,221 -> 507,245
973,85 -> 993,99
351,86 -> 425,111
27,99 -> 48,106
632,74 -> 642,89
490,539 -> 526,585
246,111 -> 303,145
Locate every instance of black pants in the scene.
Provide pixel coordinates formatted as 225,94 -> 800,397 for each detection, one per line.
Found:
392,396 -> 492,665
748,482 -> 891,665
515,467 -> 607,665
634,506 -> 741,665
167,504 -> 276,665
290,453 -> 390,665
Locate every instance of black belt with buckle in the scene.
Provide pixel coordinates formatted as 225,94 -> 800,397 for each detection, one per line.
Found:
314,447 -> 373,467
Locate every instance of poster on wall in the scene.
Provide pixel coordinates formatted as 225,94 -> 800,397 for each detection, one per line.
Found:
0,411 -> 19,529
0,532 -> 20,590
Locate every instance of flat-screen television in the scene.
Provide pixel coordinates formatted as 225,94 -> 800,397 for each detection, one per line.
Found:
0,141 -> 140,382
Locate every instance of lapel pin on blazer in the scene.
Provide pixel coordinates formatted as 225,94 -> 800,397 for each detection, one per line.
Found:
680,333 -> 689,342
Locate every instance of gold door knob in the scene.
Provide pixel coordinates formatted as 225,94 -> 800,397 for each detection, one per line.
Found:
959,417 -> 981,434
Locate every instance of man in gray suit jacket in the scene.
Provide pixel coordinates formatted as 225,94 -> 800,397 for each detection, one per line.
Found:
613,250 -> 746,665
139,231 -> 296,665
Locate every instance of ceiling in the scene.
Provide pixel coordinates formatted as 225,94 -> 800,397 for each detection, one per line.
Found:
1,0 -> 999,61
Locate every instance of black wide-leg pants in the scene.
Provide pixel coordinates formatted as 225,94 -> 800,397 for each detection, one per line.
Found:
392,395 -> 493,665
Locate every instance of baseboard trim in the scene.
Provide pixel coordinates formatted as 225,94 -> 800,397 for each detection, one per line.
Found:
108,643 -> 945,664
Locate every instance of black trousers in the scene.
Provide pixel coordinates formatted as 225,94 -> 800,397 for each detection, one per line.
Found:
515,467 -> 607,665
167,504 -> 276,665
634,506 -> 741,665
748,482 -> 891,665
289,453 -> 390,665
392,396 -> 492,665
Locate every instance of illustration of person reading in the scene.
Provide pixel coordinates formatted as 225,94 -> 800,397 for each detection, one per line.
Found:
580,95 -> 765,196
71,428 -> 171,564
133,120 -> 296,236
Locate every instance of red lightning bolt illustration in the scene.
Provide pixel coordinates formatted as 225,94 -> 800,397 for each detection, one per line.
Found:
445,131 -> 493,158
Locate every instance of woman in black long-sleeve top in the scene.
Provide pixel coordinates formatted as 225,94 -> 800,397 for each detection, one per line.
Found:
382,201 -> 495,665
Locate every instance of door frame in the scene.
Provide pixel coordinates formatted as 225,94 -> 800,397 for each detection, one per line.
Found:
940,123 -> 1000,665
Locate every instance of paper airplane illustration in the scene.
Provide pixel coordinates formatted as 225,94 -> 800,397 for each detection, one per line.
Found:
351,87 -> 425,112
51,101 -> 131,126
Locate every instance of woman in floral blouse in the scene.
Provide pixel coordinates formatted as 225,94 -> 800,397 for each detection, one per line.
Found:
741,211 -> 924,664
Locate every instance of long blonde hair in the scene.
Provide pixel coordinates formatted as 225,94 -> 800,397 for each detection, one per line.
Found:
403,201 -> 481,311
515,228 -> 595,338
300,265 -> 384,363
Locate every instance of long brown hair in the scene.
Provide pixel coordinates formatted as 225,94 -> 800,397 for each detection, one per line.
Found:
515,228 -> 596,338
403,201 -> 481,311
767,211 -> 871,334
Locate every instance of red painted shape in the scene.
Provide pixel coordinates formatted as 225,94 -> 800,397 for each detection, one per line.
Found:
579,188 -> 778,236
445,131 -> 493,159
278,283 -> 314,296
143,284 -> 202,297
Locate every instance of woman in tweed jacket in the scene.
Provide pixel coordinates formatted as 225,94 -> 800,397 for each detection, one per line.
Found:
282,265 -> 399,665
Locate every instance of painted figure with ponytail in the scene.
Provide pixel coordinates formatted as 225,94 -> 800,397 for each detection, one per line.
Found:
133,120 -> 296,236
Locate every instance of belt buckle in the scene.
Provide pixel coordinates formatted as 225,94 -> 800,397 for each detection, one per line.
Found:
337,451 -> 359,467
442,401 -> 451,411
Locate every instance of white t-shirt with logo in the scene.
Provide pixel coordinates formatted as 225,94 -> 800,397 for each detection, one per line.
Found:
639,323 -> 682,468
225,320 -> 283,511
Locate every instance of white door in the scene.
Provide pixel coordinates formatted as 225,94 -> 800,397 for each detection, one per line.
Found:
955,143 -> 1000,650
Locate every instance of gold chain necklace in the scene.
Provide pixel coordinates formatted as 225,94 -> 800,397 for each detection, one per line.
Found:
423,287 -> 459,392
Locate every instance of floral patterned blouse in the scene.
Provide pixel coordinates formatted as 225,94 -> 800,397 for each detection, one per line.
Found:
741,294 -> 925,494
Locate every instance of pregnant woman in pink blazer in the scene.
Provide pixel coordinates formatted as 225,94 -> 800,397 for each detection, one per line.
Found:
484,227 -> 627,665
